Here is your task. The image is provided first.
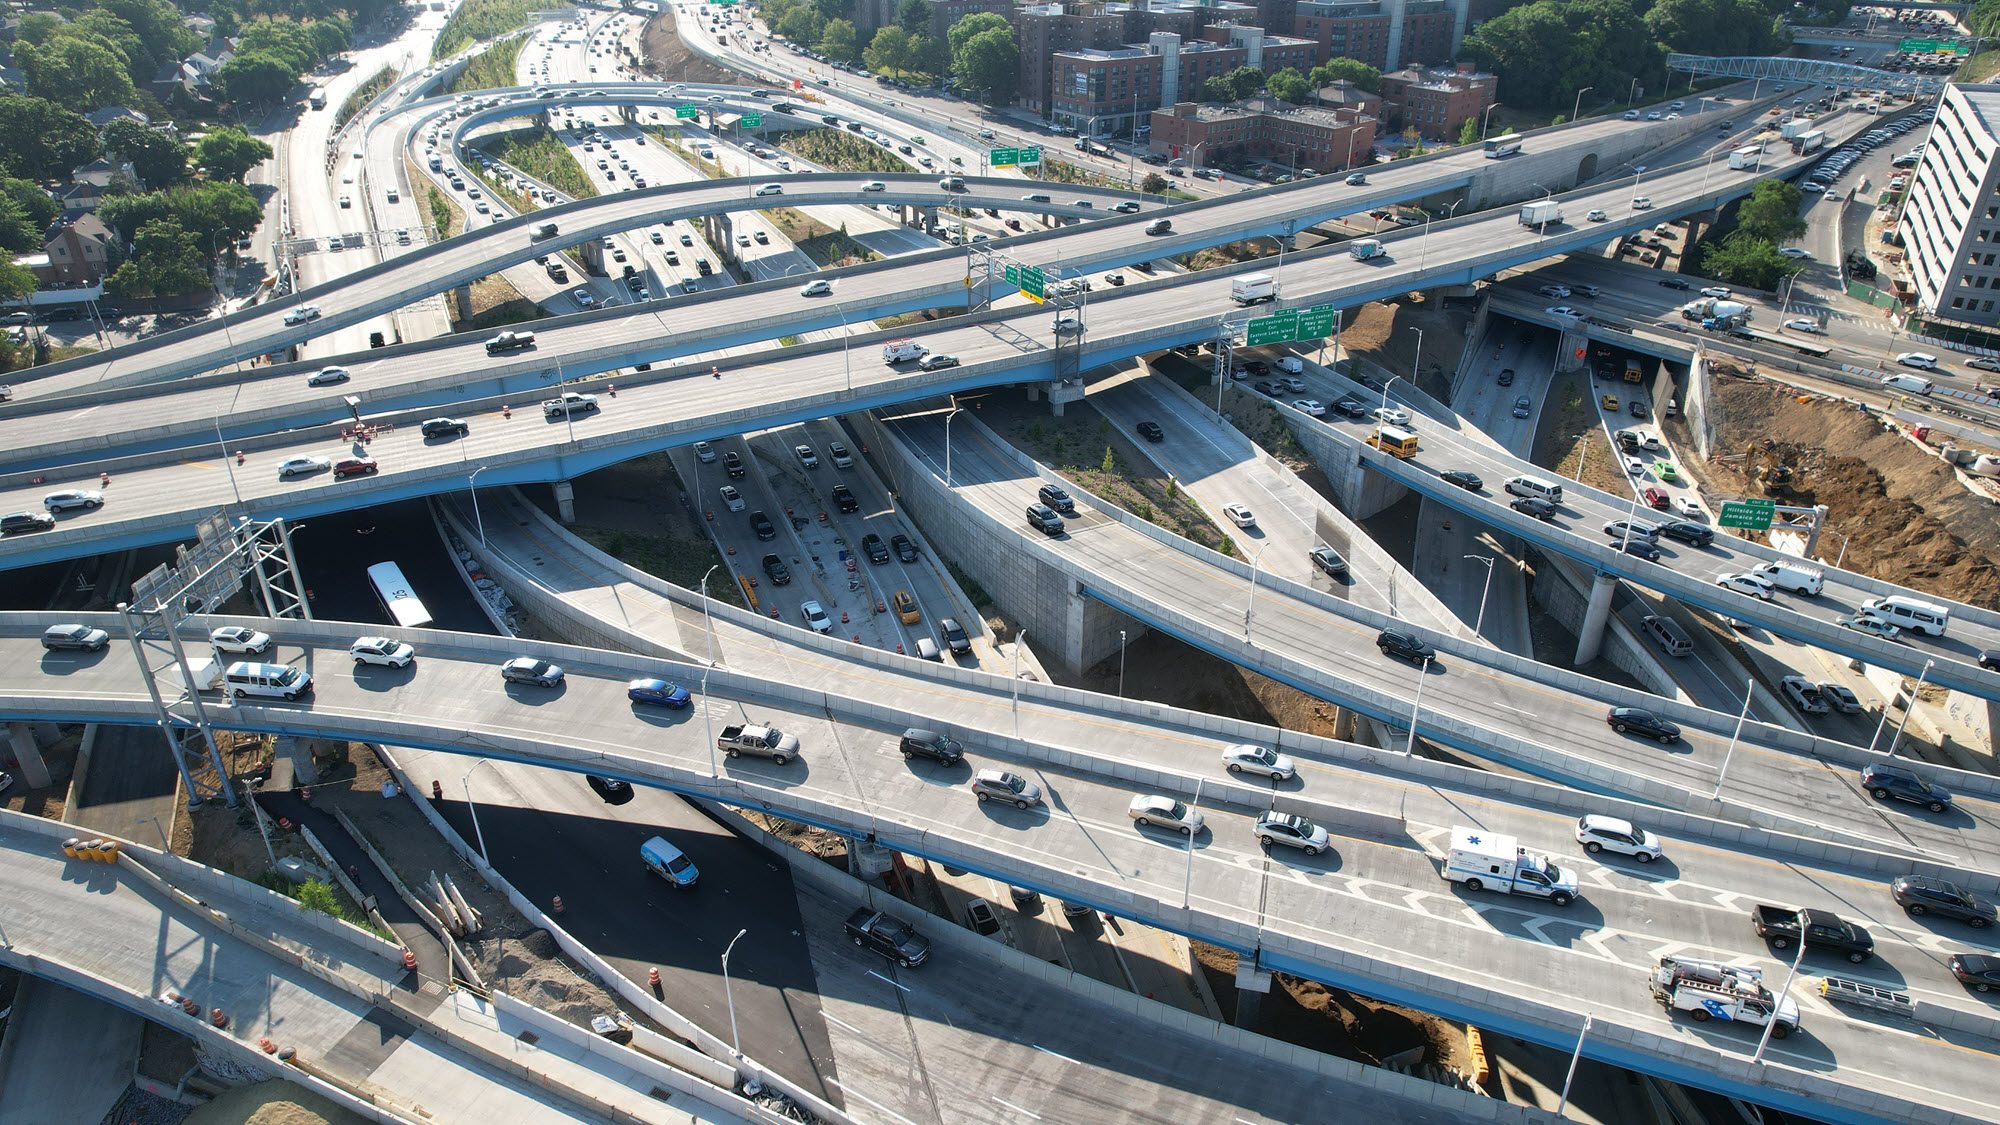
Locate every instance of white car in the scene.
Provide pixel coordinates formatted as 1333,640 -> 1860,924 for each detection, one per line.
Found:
1586,208 -> 1607,222
1631,196 -> 1653,209
1673,496 -> 1705,520
800,279 -> 833,297
1536,284 -> 1571,298
308,365 -> 350,386
1780,674 -> 1830,715
718,484 -> 745,511
278,455 -> 332,478
861,180 -> 886,192
1716,573 -> 1777,600
1624,456 -> 1647,476
42,490 -> 104,512
1699,286 -> 1732,299
1253,811 -> 1330,856
754,182 -> 784,196
1127,794 -> 1206,836
1372,406 -> 1410,426
210,626 -> 274,654
1221,742 -> 1295,780
543,391 -> 599,417
694,441 -> 716,462
1545,305 -> 1583,319
1818,681 -> 1864,714
282,305 -> 322,325
1222,503 -> 1257,528
1293,398 -> 1325,416
1778,247 -> 1810,259
800,599 -> 833,633
350,637 -> 415,667
1784,318 -> 1822,334
1837,613 -> 1901,640
1574,814 -> 1663,862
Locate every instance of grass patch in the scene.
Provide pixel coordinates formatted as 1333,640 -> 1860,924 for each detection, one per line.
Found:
661,135 -> 729,179
1532,369 -> 1630,496
477,125 -> 598,200
977,394 -> 1230,552
425,183 -> 462,240
434,0 -> 542,59
765,206 -> 876,267
576,527 -> 749,610
447,33 -> 526,94
253,873 -> 384,935
468,300 -> 539,330
946,561 -> 992,609
336,65 -> 398,127
772,129 -> 912,174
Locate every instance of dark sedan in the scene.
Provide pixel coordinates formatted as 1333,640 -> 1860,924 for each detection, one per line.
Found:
1617,539 -> 1662,561
1440,470 -> 1482,491
1951,951 -> 2000,992
626,678 -> 692,708
1606,706 -> 1680,744
1511,496 -> 1557,521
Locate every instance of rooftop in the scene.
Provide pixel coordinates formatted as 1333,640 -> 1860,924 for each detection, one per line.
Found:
1950,83 -> 2000,140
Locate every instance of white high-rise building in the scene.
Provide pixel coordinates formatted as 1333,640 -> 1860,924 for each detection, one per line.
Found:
1900,84 -> 2000,326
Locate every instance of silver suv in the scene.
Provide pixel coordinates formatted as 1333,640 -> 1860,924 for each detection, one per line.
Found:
970,768 -> 1042,809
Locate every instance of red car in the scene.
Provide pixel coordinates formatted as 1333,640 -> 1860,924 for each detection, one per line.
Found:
333,457 -> 378,478
1643,487 -> 1670,510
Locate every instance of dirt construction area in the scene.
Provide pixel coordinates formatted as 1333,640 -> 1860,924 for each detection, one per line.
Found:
1678,373 -> 2000,609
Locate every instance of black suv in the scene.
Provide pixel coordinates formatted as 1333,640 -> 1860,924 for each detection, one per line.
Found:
761,553 -> 791,584
898,728 -> 966,765
891,534 -> 918,562
749,510 -> 776,540
861,533 -> 890,563
1511,496 -> 1557,521
1861,762 -> 1952,813
831,484 -> 859,513
1606,706 -> 1681,744
1658,277 -> 1691,291
1892,874 -> 1995,927
421,417 -> 469,438
1496,368 -> 1515,386
1135,420 -> 1164,441
1026,503 -> 1066,535
1377,629 -> 1436,664
938,617 -> 971,654
1658,521 -> 1713,547
1037,484 -> 1076,513
723,451 -> 746,477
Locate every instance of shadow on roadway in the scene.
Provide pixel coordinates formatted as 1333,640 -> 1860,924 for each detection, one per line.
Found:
39,649 -> 109,675
349,663 -> 418,693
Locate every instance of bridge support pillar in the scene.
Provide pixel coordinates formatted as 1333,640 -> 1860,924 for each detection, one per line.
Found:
1233,959 -> 1272,1032
1574,571 -> 1619,666
920,207 -> 939,235
1045,380 -> 1086,416
275,735 -> 319,786
553,480 -> 577,524
7,722 -> 52,790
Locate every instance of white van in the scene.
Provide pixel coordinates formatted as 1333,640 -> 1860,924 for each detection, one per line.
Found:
1880,371 -> 1935,394
881,338 -> 926,364
1862,595 -> 1950,636
1505,475 -> 1564,505
1749,560 -> 1824,596
224,661 -> 313,700
640,835 -> 699,888
1641,615 -> 1693,657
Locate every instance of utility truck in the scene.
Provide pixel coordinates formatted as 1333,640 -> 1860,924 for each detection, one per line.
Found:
1649,955 -> 1800,1038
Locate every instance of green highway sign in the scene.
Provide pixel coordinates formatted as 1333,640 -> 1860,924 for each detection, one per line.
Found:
1900,38 -> 1938,51
740,113 -> 762,127
1018,146 -> 1042,166
1004,264 -> 1045,301
1246,311 -> 1299,346
1296,304 -> 1338,340
675,104 -> 700,119
990,147 -> 1018,167
1718,499 -> 1776,531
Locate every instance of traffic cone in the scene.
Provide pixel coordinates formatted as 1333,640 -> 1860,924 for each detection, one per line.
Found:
552,895 -> 565,915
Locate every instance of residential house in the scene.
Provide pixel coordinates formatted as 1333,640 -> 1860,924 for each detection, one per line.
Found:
39,214 -> 116,285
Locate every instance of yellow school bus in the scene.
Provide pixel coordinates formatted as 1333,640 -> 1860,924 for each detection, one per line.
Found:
1367,425 -> 1419,458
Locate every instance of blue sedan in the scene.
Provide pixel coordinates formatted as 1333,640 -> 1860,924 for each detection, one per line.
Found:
627,678 -> 692,708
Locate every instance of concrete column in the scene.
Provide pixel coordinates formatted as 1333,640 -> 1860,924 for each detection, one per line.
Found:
1574,571 -> 1620,666
276,735 -> 319,786
1384,0 -> 1408,71
7,723 -> 51,790
1047,380 -> 1086,415
553,480 -> 577,524
1233,958 -> 1272,1031
30,722 -> 60,745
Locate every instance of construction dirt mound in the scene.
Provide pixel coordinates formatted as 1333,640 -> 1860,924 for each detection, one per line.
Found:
182,1081 -> 368,1125
1690,376 -> 2000,608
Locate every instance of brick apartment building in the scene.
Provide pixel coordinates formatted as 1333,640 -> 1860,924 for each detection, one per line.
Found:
1378,63 -> 1495,139
1050,25 -> 1318,134
1148,97 -> 1377,171
1293,0 -> 1466,71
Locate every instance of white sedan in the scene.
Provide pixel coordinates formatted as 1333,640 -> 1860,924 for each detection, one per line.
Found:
210,626 -> 274,654
1221,743 -> 1295,780
1223,503 -> 1257,528
282,305 -> 322,326
1716,573 -> 1777,600
277,456 -> 332,478
1372,406 -> 1410,426
1783,318 -> 1823,334
1127,794 -> 1206,836
1778,247 -> 1811,259
1292,398 -> 1325,416
800,599 -> 833,633
350,637 -> 415,667
718,485 -> 745,512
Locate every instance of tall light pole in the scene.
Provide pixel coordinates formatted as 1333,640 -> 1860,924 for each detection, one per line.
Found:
1571,86 -> 1593,125
1405,655 -> 1432,755
1629,165 -> 1647,210
210,230 -> 245,374
943,402 -> 965,487
1628,77 -> 1640,106
1380,373 -> 1399,417
1419,198 -> 1462,270
1243,541 -> 1273,639
1557,1014 -> 1594,1117
1712,678 -> 1756,800
215,413 -> 244,507
1117,629 -> 1128,698
1408,326 -> 1424,391
830,297 -> 853,391
1876,658 -> 1937,758
468,465 -> 490,546
698,563 -> 719,670
460,758 -> 494,864
1010,629 -> 1027,726
1462,554 -> 1494,637
1752,939 -> 1806,1065
1480,103 -> 1503,141
721,927 -> 748,1067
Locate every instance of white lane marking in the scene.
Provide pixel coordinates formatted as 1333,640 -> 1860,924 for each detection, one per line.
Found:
991,1097 -> 1044,1120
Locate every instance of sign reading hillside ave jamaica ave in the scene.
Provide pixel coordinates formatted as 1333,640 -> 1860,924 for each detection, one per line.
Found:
1246,304 -> 1339,346
1004,264 -> 1046,303
675,104 -> 700,119
1718,498 -> 1776,531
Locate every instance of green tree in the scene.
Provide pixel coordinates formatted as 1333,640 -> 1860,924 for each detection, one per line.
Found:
0,178 -> 60,252
952,26 -> 1019,103
864,27 -> 912,74
103,119 -> 191,188
0,257 -> 35,302
1645,0 -> 1784,58
1141,172 -> 1168,194
1309,58 -> 1381,93
99,181 -> 262,247
1462,0 -> 1662,111
106,217 -> 210,298
215,50 -> 302,105
1226,65 -> 1265,100
16,35 -> 139,111
947,12 -> 1011,55
777,7 -> 826,46
1699,233 -> 1799,290
296,878 -> 341,917
1267,67 -> 1309,104
820,19 -> 860,63
1736,178 -> 1808,243
1458,117 -> 1482,145
897,0 -> 933,37
0,96 -> 103,180
99,0 -> 200,85
193,127 -> 275,182
1202,75 -> 1235,103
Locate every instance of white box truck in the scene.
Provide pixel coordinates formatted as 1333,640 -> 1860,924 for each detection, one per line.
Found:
881,339 -> 927,363
1231,274 -> 1276,304
1727,145 -> 1766,171
1348,239 -> 1385,261
167,657 -> 224,694
1749,559 -> 1824,595
1443,826 -> 1579,905
1519,200 -> 1563,227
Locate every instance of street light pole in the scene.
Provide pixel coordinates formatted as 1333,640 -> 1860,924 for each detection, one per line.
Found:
1420,199 -> 1462,270
1556,1014 -> 1594,1117
1712,678 -> 1756,799
460,758 -> 494,864
1571,86 -> 1593,125
468,465 -> 490,546
943,403 -> 965,487
1879,658 -> 1937,758
1380,374 -> 1399,417
1405,656 -> 1432,755
1463,554 -> 1494,637
1118,629 -> 1127,698
1480,102 -> 1503,141
1244,542 -> 1272,638
721,927 -> 749,1067
1409,326 -> 1424,391
830,298 -> 853,391
1752,939 -> 1806,1065
699,563 -> 719,670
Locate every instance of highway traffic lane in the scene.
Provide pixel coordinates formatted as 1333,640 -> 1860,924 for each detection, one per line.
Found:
908,409 -> 2000,863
